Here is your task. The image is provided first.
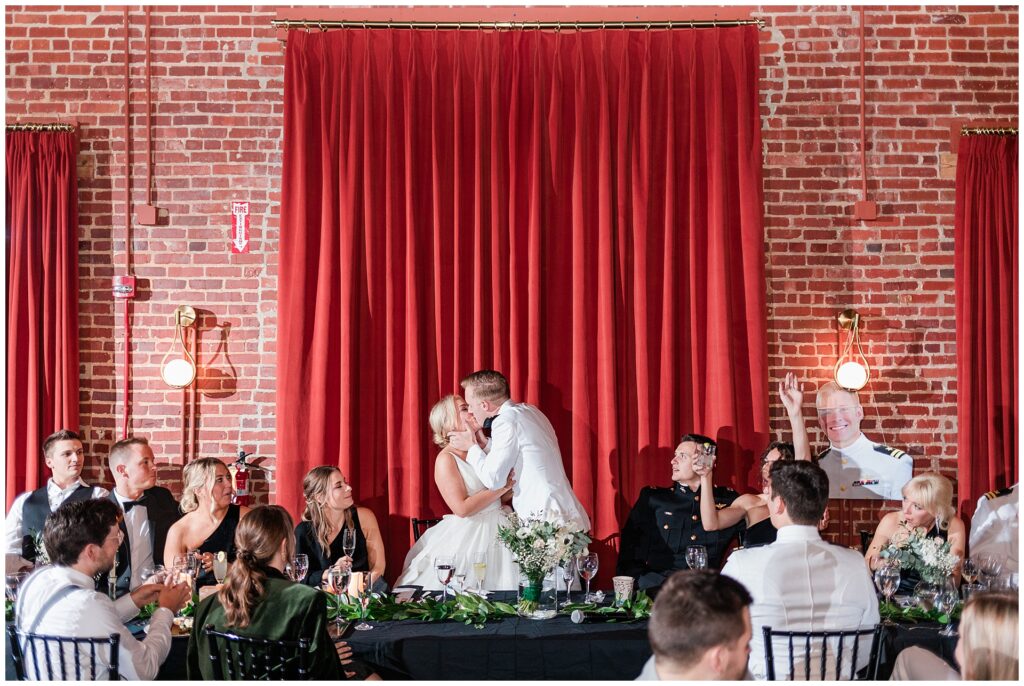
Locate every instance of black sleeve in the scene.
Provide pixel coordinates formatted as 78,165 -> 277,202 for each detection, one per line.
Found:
616,489 -> 651,577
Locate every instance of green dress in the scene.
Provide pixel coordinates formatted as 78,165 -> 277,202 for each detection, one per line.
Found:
186,567 -> 342,679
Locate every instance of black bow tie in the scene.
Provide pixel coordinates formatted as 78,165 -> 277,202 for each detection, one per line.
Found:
123,496 -> 147,512
482,415 -> 499,439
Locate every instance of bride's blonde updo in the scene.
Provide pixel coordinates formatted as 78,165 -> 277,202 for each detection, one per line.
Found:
428,395 -> 460,448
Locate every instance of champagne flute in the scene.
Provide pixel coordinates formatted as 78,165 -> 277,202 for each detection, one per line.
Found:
577,553 -> 599,603
342,528 -> 357,558
471,552 -> 488,593
685,545 -> 708,570
435,556 -> 455,603
213,553 -> 228,584
961,557 -> 979,586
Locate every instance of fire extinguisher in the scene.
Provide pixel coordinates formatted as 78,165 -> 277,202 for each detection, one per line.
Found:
229,451 -> 253,507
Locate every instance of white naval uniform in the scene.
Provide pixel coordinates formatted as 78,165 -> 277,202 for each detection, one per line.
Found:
969,484 -> 1018,574
816,433 -> 913,500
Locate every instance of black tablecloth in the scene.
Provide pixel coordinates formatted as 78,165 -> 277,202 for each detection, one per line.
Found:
877,620 -> 959,680
343,592 -> 651,680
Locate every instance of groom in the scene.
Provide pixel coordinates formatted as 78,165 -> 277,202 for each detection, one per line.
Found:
448,370 -> 591,532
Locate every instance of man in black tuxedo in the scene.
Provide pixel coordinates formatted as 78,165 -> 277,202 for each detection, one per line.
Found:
101,437 -> 181,598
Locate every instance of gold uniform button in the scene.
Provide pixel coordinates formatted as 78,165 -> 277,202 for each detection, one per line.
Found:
691,515 -> 699,521
690,534 -> 698,541
842,458 -> 848,465
664,524 -> 670,530
840,485 -> 847,492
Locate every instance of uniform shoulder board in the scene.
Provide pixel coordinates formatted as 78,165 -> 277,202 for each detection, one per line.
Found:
984,487 -> 1013,500
873,444 -> 907,459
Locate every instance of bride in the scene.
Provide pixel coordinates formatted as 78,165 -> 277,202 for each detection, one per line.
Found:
396,394 -> 520,591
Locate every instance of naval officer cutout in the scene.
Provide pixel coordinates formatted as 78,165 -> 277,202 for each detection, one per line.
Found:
969,484 -> 1018,574
814,382 -> 913,500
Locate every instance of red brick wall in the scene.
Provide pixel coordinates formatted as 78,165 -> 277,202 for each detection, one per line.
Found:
5,7 -> 1018,537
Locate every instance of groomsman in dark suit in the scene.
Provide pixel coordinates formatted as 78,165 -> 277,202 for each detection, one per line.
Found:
100,437 -> 181,598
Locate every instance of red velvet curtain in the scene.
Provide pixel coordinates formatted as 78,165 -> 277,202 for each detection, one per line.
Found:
278,28 -> 768,582
5,131 -> 81,506
955,133 -> 1018,516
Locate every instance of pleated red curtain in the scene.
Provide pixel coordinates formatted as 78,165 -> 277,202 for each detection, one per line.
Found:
278,27 -> 768,582
5,131 -> 81,506
955,133 -> 1018,515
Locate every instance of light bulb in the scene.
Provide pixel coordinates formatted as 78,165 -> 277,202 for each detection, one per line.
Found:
162,357 -> 196,388
835,361 -> 868,391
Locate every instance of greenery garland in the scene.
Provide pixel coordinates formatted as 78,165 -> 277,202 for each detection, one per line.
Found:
878,600 -> 961,625
324,590 -> 653,629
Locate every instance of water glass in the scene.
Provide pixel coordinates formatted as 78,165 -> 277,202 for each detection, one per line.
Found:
936,582 -> 959,636
325,567 -> 347,631
435,556 -> 455,602
685,545 -> 708,570
290,554 -> 309,582
577,553 -> 600,603
977,554 -> 1003,586
353,571 -> 374,631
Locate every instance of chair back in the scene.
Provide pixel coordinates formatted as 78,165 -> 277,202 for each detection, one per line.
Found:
858,530 -> 872,554
411,517 -> 442,542
761,623 -> 883,680
203,624 -> 311,680
7,624 -> 120,680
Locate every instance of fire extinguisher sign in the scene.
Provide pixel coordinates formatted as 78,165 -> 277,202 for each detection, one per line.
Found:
231,201 -> 250,254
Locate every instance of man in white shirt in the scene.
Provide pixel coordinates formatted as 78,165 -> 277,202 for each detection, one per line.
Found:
636,569 -> 753,681
6,429 -> 109,573
722,460 -> 879,680
969,484 -> 1018,574
104,436 -> 182,597
14,498 -> 190,680
814,382 -> 913,500
448,369 -> 590,531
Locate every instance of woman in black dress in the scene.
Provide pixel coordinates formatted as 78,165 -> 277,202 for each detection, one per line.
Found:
163,457 -> 250,587
294,466 -> 387,592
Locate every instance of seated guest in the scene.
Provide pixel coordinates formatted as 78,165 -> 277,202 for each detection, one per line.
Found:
891,590 -> 1019,681
396,395 -> 517,590
187,505 -> 371,680
969,483 -> 1018,574
14,498 -> 190,680
164,458 -> 250,588
617,434 -> 743,594
636,569 -> 753,680
722,460 -> 879,680
5,429 -> 109,572
295,466 -> 387,593
864,472 -> 966,591
100,436 -> 181,598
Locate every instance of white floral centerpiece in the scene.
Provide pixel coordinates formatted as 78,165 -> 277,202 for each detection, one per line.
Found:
497,512 -> 590,615
31,531 -> 50,566
880,525 -> 959,584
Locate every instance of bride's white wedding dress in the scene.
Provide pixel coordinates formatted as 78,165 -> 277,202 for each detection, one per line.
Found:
396,453 -> 520,591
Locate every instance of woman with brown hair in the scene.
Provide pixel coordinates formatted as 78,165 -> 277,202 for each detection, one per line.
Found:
186,505 -> 373,679
164,458 -> 250,587
294,466 -> 387,592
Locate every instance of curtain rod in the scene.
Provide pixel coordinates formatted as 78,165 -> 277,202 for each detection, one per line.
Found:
960,126 -> 1018,136
6,122 -> 76,132
271,18 -> 766,31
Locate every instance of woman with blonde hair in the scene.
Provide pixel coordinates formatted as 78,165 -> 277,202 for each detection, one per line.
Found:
395,394 -> 518,590
864,472 -> 966,591
295,466 -> 387,592
164,458 -> 250,588
187,505 -> 375,680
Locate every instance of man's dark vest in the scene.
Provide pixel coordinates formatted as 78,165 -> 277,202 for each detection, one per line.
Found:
97,486 -> 182,599
21,484 -> 93,561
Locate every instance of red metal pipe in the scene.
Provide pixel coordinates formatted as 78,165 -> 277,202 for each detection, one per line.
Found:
190,325 -> 198,460
858,7 -> 868,200
122,6 -> 132,438
145,6 -> 152,205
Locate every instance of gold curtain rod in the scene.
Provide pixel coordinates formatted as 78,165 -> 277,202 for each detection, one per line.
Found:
961,127 -> 1018,136
271,18 -> 766,31
6,122 -> 76,132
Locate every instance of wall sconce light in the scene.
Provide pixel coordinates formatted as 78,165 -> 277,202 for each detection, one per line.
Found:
161,305 -> 197,388
834,308 -> 870,391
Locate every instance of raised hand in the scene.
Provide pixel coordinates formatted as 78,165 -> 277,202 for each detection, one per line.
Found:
778,372 -> 804,416
448,428 -> 476,452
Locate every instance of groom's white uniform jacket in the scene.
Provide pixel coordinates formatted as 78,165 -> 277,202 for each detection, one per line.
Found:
467,400 -> 591,531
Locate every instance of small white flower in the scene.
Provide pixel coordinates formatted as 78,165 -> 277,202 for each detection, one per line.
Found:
517,527 -> 532,539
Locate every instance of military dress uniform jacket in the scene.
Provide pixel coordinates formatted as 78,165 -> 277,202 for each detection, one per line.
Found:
817,433 -> 913,500
969,484 -> 1018,574
616,482 -> 742,591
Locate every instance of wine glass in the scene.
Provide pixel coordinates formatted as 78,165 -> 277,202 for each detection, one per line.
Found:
936,578 -> 959,637
353,572 -> 374,631
342,528 -> 357,558
685,545 -> 708,570
139,565 -> 167,585
471,552 -> 488,593
212,553 -> 228,584
560,558 -> 577,604
435,556 -> 455,603
878,565 -> 901,625
325,567 -> 347,632
290,554 -> 309,583
961,557 -> 979,586
694,443 -> 717,471
5,572 -> 28,602
977,554 -> 1003,587
577,553 -> 599,603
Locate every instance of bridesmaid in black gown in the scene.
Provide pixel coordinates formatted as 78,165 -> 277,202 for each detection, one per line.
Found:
163,458 -> 251,587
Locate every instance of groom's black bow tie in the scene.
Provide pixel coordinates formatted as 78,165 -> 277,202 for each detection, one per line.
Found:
122,495 -> 147,513
482,414 -> 499,439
